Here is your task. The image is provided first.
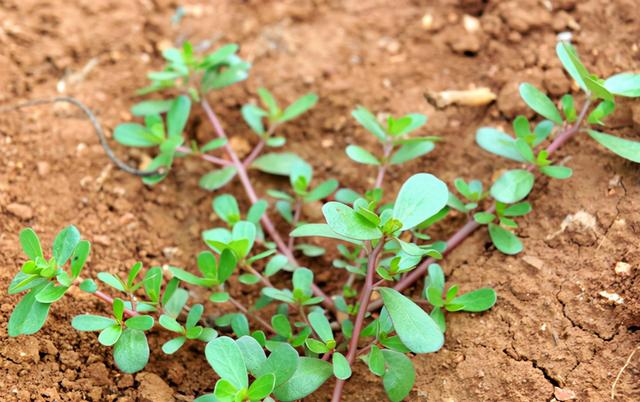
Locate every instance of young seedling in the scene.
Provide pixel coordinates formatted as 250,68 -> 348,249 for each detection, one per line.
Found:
6,39 -> 640,402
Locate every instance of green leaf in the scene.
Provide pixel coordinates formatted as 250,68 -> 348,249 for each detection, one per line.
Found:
98,324 -> 123,346
125,315 -> 154,331
70,240 -> 90,278
556,42 -> 589,92
248,373 -> 276,400
236,335 -> 267,374
8,284 -> 52,336
162,336 -> 186,354
322,202 -> 382,240
205,336 -> 248,389
518,83 -> 562,124
368,345 -> 385,376
382,349 -> 415,402
290,223 -> 364,245
304,179 -> 339,202
490,170 -> 535,204
52,225 -> 81,266
254,342 -> 299,387
166,95 -> 191,137
213,378 -> 238,402
19,228 -> 43,260
587,100 -> 615,125
473,212 -> 495,224
159,314 -> 184,333
114,123 -> 162,147
379,287 -> 444,353
34,282 -> 68,303
308,310 -> 333,342
97,272 -> 125,292
251,152 -> 305,176
242,104 -> 266,135
200,138 -> 228,153
503,202 -> 532,217
131,99 -> 174,116
79,278 -> 98,293
389,141 -> 434,165
604,73 -> 640,97
280,93 -> 318,122
209,292 -> 230,303
352,106 -> 386,141
393,173 -> 448,231
345,145 -> 380,165
199,167 -> 237,191
257,87 -> 280,116
588,130 -> 640,163
144,267 -> 163,302
476,128 -> 526,162
389,113 -> 427,136
488,223 -> 523,255
332,352 -> 351,380
540,165 -> 573,179
272,357 -> 332,401
451,288 -> 497,312
426,264 -> 445,291
113,328 -> 149,373
72,314 -> 116,331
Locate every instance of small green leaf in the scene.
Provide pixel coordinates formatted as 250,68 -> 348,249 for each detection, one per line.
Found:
451,288 -> 497,312
72,315 -> 116,331
332,352 -> 352,380
490,170 -> 535,204
382,349 -> 415,402
251,152 -> 305,176
272,357 -> 332,401
503,202 -> 532,217
199,167 -> 237,191
540,165 -> 572,179
131,99 -> 174,116
205,336 -> 248,389
52,225 -> 81,266
367,345 -> 385,376
488,223 -> 523,255
213,378 -> 238,401
114,123 -> 161,147
345,145 -> 380,165
588,130 -> 640,163
393,173 -> 449,231
389,141 -> 434,165
35,282 -> 68,303
254,342 -> 299,387
322,202 -> 382,240
280,93 -> 318,122
8,284 -> 51,336
236,335 -> 267,374
257,87 -> 280,116
209,292 -> 230,303
304,179 -> 339,202
113,328 -> 149,373
308,310 -> 333,343
162,336 -> 186,354
290,223 -> 364,245
167,95 -> 191,137
70,240 -> 90,278
125,315 -> 154,331
473,212 -> 495,224
604,73 -> 640,97
241,103 -> 266,135
587,100 -> 615,125
248,373 -> 276,400
519,83 -> 563,124
19,228 -> 43,260
79,278 -> 98,293
159,314 -> 184,333
379,287 -> 444,353
476,128 -> 526,162
99,324 -> 123,346
97,272 -> 125,292
352,106 -> 386,141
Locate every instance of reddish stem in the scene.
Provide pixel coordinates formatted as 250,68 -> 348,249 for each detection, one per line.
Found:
243,139 -> 265,167
93,290 -> 138,317
200,98 -> 335,312
175,145 -> 231,166
331,241 -> 383,402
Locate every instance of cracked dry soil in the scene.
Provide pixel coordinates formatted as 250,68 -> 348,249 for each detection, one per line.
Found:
1,0 -> 640,401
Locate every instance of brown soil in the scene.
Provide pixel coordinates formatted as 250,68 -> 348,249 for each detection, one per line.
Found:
1,0 -> 640,401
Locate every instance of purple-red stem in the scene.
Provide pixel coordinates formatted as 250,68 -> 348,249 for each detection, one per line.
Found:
93,290 -> 138,317
200,98 -> 336,312
175,145 -> 231,166
331,241 -> 383,402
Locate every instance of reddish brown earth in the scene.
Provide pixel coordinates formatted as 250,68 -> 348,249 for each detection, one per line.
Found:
1,0 -> 640,401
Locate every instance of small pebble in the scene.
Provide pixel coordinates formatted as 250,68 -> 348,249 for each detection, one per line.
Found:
7,203 -> 33,220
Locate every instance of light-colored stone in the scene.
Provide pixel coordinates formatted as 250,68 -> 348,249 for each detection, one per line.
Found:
6,203 -> 33,220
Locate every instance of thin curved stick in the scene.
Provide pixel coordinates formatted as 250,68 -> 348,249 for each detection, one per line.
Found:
0,96 -> 164,177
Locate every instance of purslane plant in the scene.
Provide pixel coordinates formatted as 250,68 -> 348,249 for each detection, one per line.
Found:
6,39 -> 640,402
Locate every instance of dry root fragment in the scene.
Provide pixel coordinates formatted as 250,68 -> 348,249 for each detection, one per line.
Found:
424,87 -> 496,109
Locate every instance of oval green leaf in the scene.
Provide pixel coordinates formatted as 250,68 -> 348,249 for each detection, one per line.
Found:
393,173 -> 448,231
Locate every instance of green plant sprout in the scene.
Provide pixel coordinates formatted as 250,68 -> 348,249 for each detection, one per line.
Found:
6,38 -> 640,402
